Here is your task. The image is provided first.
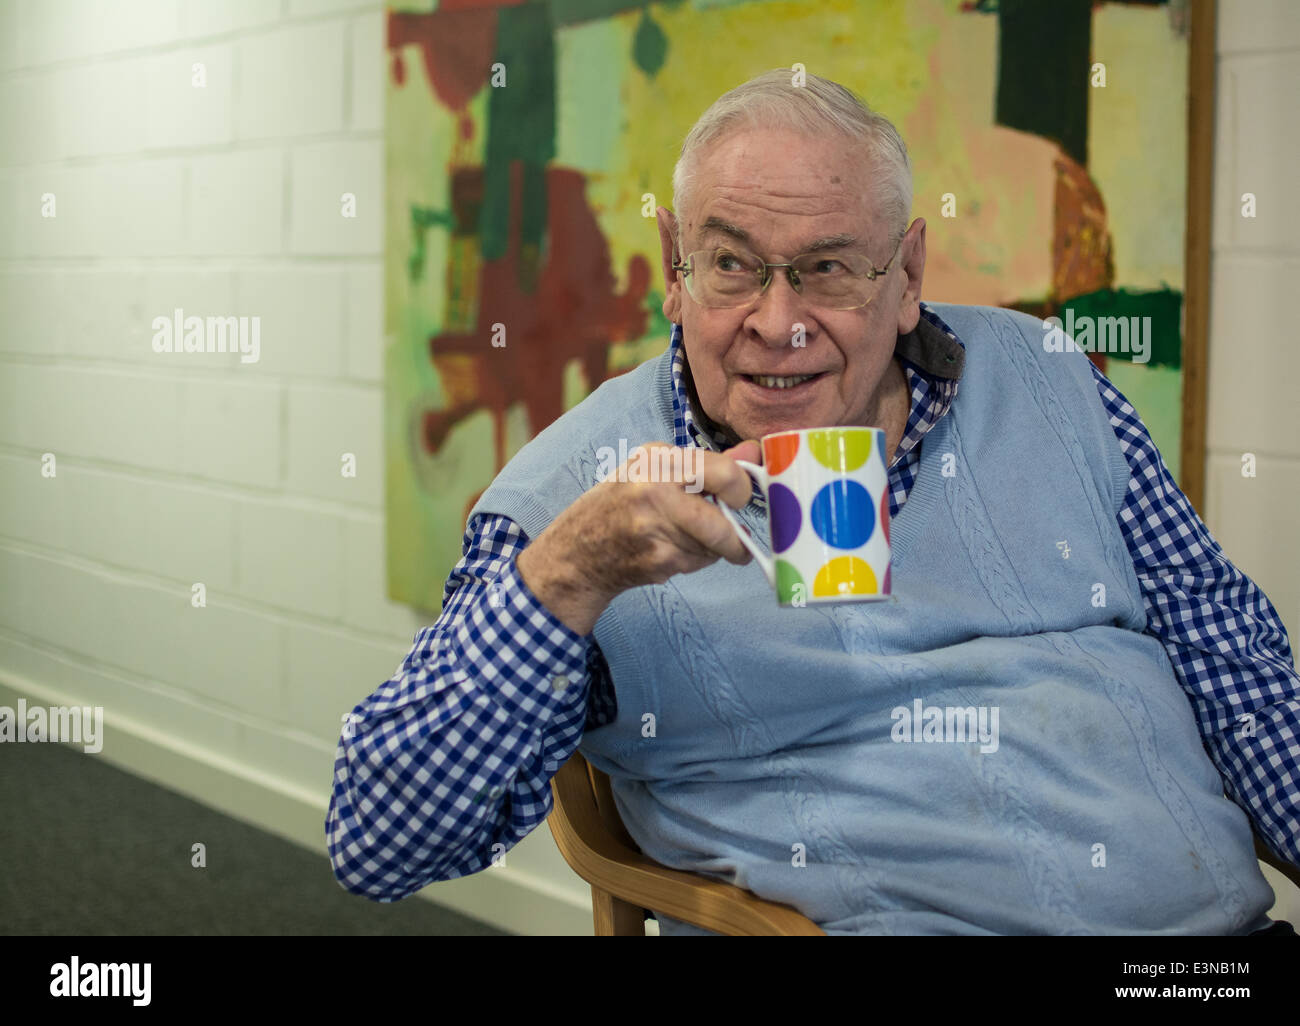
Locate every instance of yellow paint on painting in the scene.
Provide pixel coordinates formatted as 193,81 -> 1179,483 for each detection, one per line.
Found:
608,1 -> 922,298
605,0 -> 1061,309
1089,4 -> 1187,289
555,18 -> 641,295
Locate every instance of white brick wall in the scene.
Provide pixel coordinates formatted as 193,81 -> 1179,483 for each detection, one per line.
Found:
0,0 -> 1295,936
0,0 -> 447,903
0,0 -> 592,938
1203,0 -> 1300,924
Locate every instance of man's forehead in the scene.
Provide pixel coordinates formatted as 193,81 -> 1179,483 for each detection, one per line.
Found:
694,215 -> 863,254
691,129 -> 866,199
683,130 -> 887,251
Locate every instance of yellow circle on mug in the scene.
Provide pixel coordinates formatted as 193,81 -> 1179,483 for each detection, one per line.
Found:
813,555 -> 878,597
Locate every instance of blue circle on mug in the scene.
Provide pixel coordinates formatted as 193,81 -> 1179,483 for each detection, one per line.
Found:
810,480 -> 874,550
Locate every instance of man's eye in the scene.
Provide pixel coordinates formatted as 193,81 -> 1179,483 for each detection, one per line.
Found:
810,259 -> 847,274
715,253 -> 749,272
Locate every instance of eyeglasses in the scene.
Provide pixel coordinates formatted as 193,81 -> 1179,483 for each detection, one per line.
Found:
671,237 -> 902,311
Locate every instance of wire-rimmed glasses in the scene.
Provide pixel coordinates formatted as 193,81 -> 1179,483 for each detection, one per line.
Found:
671,236 -> 902,311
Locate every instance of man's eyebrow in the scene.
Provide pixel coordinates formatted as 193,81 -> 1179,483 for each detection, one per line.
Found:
697,217 -> 860,253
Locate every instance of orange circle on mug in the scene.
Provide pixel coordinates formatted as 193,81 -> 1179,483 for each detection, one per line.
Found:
763,434 -> 800,476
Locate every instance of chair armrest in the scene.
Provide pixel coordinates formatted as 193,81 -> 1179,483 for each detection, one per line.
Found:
548,755 -> 825,935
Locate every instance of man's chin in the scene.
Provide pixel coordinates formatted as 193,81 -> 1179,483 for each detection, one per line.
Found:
737,405 -> 834,438
706,395 -> 836,443
734,414 -> 829,441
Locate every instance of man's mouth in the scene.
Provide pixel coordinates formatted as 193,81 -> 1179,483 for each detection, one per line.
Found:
743,372 -> 824,390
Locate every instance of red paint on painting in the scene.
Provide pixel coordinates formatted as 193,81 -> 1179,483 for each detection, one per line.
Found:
423,163 -> 651,510
1052,153 -> 1114,374
387,9 -> 500,111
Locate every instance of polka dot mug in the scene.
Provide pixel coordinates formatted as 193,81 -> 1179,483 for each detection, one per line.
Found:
713,426 -> 893,606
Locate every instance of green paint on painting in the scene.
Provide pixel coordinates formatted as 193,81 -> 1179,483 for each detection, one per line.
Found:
555,19 -> 625,172
482,3 -> 557,270
1060,286 -> 1183,369
645,289 -> 672,341
632,9 -> 668,77
408,203 -> 455,283
1102,361 -> 1182,484
996,0 -> 1091,166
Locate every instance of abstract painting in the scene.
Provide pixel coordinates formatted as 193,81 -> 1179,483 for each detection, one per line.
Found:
384,0 -> 1209,612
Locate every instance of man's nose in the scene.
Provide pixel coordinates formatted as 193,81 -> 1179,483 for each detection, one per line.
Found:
747,268 -> 809,346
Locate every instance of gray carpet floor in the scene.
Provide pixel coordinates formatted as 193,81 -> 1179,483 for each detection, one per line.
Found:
0,739 -> 510,935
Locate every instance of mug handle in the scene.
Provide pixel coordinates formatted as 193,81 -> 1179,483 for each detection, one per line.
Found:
709,459 -> 775,587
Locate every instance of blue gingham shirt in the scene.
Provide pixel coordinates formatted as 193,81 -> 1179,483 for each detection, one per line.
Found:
327,303 -> 1300,900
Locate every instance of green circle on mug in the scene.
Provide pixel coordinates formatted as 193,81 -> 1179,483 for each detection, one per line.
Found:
808,428 -> 872,472
775,559 -> 805,605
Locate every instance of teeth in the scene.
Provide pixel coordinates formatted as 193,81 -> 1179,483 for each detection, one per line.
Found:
750,374 -> 815,389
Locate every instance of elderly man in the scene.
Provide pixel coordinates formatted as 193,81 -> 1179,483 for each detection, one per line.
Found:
327,70 -> 1299,935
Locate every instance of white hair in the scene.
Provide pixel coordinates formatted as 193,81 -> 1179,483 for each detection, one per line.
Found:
670,69 -> 912,258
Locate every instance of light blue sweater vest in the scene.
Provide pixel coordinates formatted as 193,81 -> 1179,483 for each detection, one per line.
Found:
468,302 -> 1275,935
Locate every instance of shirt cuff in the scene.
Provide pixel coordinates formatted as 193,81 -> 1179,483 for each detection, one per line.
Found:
452,556 -> 592,720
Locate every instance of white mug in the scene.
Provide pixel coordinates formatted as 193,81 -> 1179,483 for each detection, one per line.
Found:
712,426 -> 892,606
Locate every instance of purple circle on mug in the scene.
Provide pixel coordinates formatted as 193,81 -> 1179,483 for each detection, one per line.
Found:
769,483 -> 802,553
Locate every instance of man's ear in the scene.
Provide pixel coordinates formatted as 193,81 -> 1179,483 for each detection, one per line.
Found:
895,217 -> 926,336
657,206 -> 683,324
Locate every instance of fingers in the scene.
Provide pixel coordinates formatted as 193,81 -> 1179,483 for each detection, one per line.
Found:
619,441 -> 756,512
664,490 -> 754,568
593,441 -> 760,582
724,439 -> 761,465
697,444 -> 761,511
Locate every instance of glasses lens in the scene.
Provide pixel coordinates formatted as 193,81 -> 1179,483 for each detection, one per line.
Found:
686,248 -> 885,310
698,247 -> 762,302
792,253 -> 872,309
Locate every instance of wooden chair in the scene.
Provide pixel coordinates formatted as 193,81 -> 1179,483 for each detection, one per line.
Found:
1255,835 -> 1300,892
547,750 -> 1300,936
546,750 -> 825,935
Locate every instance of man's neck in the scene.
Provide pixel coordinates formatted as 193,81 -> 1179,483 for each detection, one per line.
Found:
682,356 -> 741,449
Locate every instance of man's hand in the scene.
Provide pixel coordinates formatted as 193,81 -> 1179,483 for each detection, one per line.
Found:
515,440 -> 762,635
